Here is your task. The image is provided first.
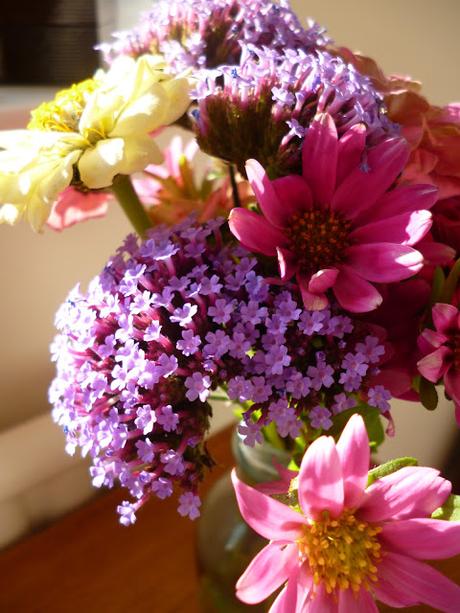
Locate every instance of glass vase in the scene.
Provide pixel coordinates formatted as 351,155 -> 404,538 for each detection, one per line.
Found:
196,427 -> 289,612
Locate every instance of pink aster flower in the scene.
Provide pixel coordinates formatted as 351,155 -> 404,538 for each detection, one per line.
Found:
229,112 -> 438,312
232,414 -> 460,612
417,302 -> 460,422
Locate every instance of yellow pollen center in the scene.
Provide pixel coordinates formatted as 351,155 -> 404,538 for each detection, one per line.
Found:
287,209 -> 352,273
28,78 -> 97,133
297,510 -> 382,595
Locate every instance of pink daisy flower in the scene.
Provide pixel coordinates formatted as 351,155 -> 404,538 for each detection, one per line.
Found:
46,187 -> 110,231
232,414 -> 460,612
417,302 -> 460,423
229,113 -> 438,312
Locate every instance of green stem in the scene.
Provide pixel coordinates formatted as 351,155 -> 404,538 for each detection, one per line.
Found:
111,175 -> 152,237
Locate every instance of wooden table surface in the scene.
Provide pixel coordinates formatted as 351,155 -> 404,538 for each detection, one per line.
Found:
0,427 -> 458,613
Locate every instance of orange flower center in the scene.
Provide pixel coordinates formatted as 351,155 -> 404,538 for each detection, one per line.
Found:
297,509 -> 382,595
286,209 -> 352,273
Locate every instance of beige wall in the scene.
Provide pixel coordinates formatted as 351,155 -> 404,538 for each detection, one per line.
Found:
1,0 -> 459,458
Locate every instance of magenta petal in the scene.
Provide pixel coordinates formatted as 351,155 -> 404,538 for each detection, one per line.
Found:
419,328 -> 449,351
336,414 -> 370,508
346,243 -> 423,282
277,247 -> 297,281
306,585 -> 336,613
298,274 -> 329,310
432,302 -> 459,334
307,268 -> 339,293
298,436 -> 344,519
269,566 -> 301,613
271,175 -> 313,218
373,578 -> 418,608
332,266 -> 382,313
381,518 -> 460,560
332,137 -> 409,221
236,542 -> 298,604
445,367 -> 460,404
359,466 -> 451,523
349,210 -> 432,246
245,159 -> 286,228
302,113 -> 338,206
418,240 -> 456,265
231,469 -> 305,541
417,346 -> 451,383
336,123 -> 366,187
229,208 -> 287,256
362,184 -> 438,223
377,551 -> 460,613
338,588 -> 378,612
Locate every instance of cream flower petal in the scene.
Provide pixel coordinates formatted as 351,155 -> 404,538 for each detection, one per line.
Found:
116,135 -> 164,175
111,86 -> 169,137
158,77 -> 192,126
78,138 -> 126,189
0,203 -> 24,225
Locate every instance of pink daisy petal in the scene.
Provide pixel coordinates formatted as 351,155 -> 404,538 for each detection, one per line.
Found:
336,123 -> 366,187
332,266 -> 382,313
236,542 -> 298,604
306,584 -> 336,613
432,302 -> 459,334
297,274 -> 329,310
359,466 -> 451,523
377,551 -> 460,613
362,184 -> 438,223
418,240 -> 456,265
445,367 -> 460,404
346,243 -> 423,282
269,568 -> 299,613
47,188 -> 110,231
381,518 -> 460,560
417,346 -> 452,383
338,588 -> 378,612
228,208 -> 287,256
418,328 -> 450,351
332,137 -> 409,221
277,247 -> 297,281
349,210 -> 432,246
301,113 -> 338,206
373,577 -> 420,608
307,268 -> 339,294
336,414 -> 370,508
245,159 -> 285,228
231,469 -> 305,541
271,175 -> 313,219
298,436 -> 344,519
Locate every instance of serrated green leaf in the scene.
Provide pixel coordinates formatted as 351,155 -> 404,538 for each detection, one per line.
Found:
431,494 -> 460,521
367,457 -> 418,486
419,377 -> 439,411
441,258 -> 460,304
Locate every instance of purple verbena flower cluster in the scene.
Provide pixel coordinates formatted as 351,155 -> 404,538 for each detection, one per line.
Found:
193,44 -> 396,177
50,217 -> 237,525
49,217 -> 391,523
99,0 -> 327,72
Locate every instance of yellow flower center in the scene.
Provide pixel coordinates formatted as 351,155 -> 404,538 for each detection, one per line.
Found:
28,78 -> 97,133
297,510 -> 382,595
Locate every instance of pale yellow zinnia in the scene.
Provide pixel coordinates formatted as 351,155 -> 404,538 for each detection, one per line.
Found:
0,55 -> 191,231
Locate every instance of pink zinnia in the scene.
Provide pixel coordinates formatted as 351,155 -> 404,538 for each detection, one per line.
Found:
229,113 -> 438,312
232,414 -> 460,611
417,302 -> 460,423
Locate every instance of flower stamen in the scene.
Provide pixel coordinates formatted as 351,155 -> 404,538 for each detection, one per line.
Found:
297,510 -> 382,595
286,209 -> 352,273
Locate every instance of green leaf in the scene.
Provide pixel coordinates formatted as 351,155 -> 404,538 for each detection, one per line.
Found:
441,258 -> 460,304
330,405 -> 385,450
367,457 -> 418,486
429,266 -> 446,307
419,377 -> 439,411
432,495 -> 460,521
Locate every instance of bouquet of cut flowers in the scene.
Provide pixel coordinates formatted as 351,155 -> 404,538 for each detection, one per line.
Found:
1,1 -> 460,611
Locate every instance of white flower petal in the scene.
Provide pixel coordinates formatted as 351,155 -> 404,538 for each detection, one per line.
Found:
0,203 -> 23,225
